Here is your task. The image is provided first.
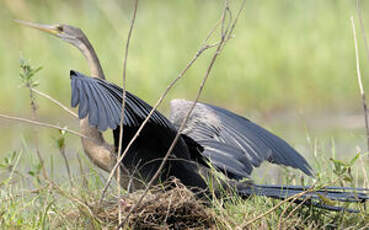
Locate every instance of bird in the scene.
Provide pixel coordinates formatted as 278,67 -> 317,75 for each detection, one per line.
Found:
16,20 -> 369,212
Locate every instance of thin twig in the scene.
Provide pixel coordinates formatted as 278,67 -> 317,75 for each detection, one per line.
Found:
284,198 -> 309,229
351,16 -> 369,152
116,1 -> 243,228
277,196 -> 309,229
99,14 -> 223,205
0,113 -> 88,139
59,142 -> 73,187
76,153 -> 89,189
356,0 -> 369,67
240,189 -> 312,228
26,83 -> 48,180
31,88 -> 78,118
116,0 -> 139,227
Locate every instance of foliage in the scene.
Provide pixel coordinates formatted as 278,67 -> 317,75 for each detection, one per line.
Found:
19,57 -> 43,88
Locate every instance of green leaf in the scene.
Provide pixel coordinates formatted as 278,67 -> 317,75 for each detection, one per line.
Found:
56,137 -> 65,150
349,153 -> 360,166
31,81 -> 40,88
317,193 -> 336,206
33,66 -> 43,74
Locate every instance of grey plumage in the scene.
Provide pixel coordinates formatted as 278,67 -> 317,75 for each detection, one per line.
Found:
170,99 -> 313,179
71,70 -> 171,131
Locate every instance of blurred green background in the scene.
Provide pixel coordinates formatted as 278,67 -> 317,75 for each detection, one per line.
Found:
1,0 -> 369,182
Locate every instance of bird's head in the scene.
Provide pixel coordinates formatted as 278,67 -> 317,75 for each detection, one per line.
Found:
15,19 -> 105,79
15,19 -> 87,49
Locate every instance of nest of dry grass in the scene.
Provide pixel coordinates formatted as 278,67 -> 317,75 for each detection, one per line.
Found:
89,181 -> 216,229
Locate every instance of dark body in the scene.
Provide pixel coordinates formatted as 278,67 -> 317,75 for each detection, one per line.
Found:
71,71 -> 209,191
112,117 -> 208,190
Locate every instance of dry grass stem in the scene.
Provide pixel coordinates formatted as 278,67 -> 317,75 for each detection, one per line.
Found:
356,0 -> 369,68
277,196 -> 309,229
49,180 -> 102,224
351,16 -> 369,152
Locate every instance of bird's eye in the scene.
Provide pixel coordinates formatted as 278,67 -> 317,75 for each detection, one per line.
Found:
56,25 -> 64,32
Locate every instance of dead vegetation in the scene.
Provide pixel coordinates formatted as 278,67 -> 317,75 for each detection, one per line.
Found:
63,181 -> 217,229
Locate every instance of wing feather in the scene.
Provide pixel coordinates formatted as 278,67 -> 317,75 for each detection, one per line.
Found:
198,140 -> 253,179
98,85 -> 121,129
71,76 -> 79,107
78,81 -> 89,119
89,82 -> 110,131
169,99 -> 313,179
84,83 -> 99,127
70,70 -> 172,132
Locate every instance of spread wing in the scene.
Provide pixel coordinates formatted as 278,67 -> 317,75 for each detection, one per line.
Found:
70,70 -> 172,131
170,99 -> 313,180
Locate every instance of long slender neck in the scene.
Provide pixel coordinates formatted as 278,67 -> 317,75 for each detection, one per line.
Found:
77,37 -> 105,79
74,35 -> 116,172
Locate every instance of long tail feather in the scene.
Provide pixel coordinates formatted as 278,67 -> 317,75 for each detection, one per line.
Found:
237,184 -> 369,212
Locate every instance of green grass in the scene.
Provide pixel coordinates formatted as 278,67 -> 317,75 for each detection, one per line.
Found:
0,140 -> 369,229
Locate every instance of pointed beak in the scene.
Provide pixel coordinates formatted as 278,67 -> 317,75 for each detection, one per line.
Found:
14,19 -> 60,35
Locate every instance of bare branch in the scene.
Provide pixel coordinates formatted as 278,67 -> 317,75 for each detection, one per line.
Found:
227,0 -> 247,41
351,16 -> 369,152
26,82 -> 48,180
116,0 -> 139,227
31,88 -> 78,118
0,113 -> 88,139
